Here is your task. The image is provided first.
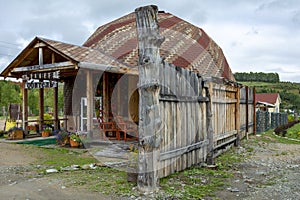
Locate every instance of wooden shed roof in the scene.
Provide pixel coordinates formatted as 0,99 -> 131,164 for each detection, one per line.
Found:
1,37 -> 133,79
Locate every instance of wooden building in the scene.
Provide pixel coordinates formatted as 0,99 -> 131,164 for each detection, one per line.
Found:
0,5 -> 255,191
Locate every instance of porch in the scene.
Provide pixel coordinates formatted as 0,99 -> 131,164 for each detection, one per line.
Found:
0,37 -> 139,142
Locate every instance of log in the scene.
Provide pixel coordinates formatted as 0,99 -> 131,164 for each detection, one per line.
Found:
135,5 -> 164,192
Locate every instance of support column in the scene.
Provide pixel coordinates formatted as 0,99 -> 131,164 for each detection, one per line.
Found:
54,86 -> 59,130
38,46 -> 44,132
235,86 -> 241,146
52,53 -> 59,130
102,72 -> 109,121
22,80 -> 28,134
135,5 -> 164,192
253,87 -> 256,135
39,88 -> 44,132
86,70 -> 94,138
206,82 -> 214,165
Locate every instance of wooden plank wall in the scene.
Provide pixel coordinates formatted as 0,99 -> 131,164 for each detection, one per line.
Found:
157,64 -> 255,178
211,83 -> 238,149
158,63 -> 207,178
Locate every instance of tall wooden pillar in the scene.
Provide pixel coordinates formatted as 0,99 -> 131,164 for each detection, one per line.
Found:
135,5 -> 164,192
39,88 -> 44,131
22,80 -> 28,134
52,53 -> 59,130
102,72 -> 109,121
54,86 -> 59,130
235,86 -> 241,146
38,47 -> 44,131
86,70 -> 94,138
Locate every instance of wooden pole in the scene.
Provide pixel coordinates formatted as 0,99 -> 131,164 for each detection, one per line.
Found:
235,86 -> 241,146
39,47 -> 44,132
245,86 -> 249,137
253,87 -> 256,135
39,88 -> 44,131
86,70 -> 94,138
102,72 -> 109,121
206,81 -> 214,165
52,53 -> 59,130
22,80 -> 28,134
135,5 -> 164,192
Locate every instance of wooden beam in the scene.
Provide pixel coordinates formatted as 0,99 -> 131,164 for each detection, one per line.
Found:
206,82 -> 214,165
234,86 -> 241,146
22,80 -> 28,134
39,88 -> 44,131
52,53 -> 59,130
86,70 -> 94,138
135,5 -> 164,192
12,61 -> 74,72
38,48 -> 44,132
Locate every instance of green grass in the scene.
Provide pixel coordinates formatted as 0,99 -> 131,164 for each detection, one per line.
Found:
286,123 -> 300,140
33,146 -> 98,167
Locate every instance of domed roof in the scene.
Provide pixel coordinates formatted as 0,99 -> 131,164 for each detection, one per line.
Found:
83,11 -> 235,80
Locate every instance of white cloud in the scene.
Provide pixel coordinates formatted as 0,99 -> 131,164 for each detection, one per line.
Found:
0,0 -> 300,82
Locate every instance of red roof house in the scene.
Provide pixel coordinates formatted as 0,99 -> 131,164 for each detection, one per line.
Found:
256,93 -> 281,113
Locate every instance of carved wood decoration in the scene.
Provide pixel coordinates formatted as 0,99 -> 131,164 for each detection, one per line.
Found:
135,5 -> 165,192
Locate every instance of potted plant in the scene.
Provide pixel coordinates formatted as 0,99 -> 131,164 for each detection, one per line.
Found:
56,131 -> 70,146
7,126 -> 24,140
70,133 -> 81,148
42,127 -> 52,137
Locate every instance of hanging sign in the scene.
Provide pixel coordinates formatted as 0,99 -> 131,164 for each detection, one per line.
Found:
25,80 -> 58,89
22,71 -> 60,80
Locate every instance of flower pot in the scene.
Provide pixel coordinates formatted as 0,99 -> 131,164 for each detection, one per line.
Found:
70,139 -> 80,148
42,131 -> 50,137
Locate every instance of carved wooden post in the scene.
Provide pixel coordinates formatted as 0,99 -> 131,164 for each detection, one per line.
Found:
206,81 -> 214,165
135,5 -> 164,192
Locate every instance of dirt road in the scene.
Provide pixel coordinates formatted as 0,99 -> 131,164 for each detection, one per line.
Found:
0,142 -> 108,200
215,135 -> 300,200
0,132 -> 299,199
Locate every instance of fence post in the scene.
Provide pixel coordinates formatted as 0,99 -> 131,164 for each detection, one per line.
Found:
235,86 -> 241,146
206,81 -> 214,165
135,5 -> 164,192
253,88 -> 256,134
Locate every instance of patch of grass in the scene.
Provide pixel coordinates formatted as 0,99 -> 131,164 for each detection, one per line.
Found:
53,167 -> 137,198
33,147 -> 98,167
257,130 -> 300,145
160,166 -> 233,199
286,123 -> 300,140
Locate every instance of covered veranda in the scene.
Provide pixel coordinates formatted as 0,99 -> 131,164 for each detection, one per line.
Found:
0,37 -> 139,140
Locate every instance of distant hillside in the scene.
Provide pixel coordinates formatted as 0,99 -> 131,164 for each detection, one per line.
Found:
240,81 -> 300,113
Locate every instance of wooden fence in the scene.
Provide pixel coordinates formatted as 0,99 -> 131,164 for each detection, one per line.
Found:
157,63 -> 255,178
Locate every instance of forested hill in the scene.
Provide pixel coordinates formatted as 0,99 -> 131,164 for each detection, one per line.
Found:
234,72 -> 280,83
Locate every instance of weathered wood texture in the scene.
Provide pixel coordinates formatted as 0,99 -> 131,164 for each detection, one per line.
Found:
135,5 -> 255,184
157,72 -> 255,178
136,5 -> 164,192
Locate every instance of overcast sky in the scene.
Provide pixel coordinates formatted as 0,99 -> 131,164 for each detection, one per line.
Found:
0,0 -> 299,82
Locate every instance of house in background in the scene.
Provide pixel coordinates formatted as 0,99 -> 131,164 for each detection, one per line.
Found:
256,93 -> 281,113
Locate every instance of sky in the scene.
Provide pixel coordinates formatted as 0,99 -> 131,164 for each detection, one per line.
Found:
0,0 -> 300,82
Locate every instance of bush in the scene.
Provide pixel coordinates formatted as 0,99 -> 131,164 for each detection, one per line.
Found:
274,120 -> 300,136
36,113 -> 54,125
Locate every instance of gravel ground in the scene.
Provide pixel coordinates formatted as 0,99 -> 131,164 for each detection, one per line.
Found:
0,119 -> 299,200
215,135 -> 300,200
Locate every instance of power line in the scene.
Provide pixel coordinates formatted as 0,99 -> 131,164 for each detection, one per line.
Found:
0,53 -> 14,57
0,41 -> 19,46
0,45 -> 20,50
